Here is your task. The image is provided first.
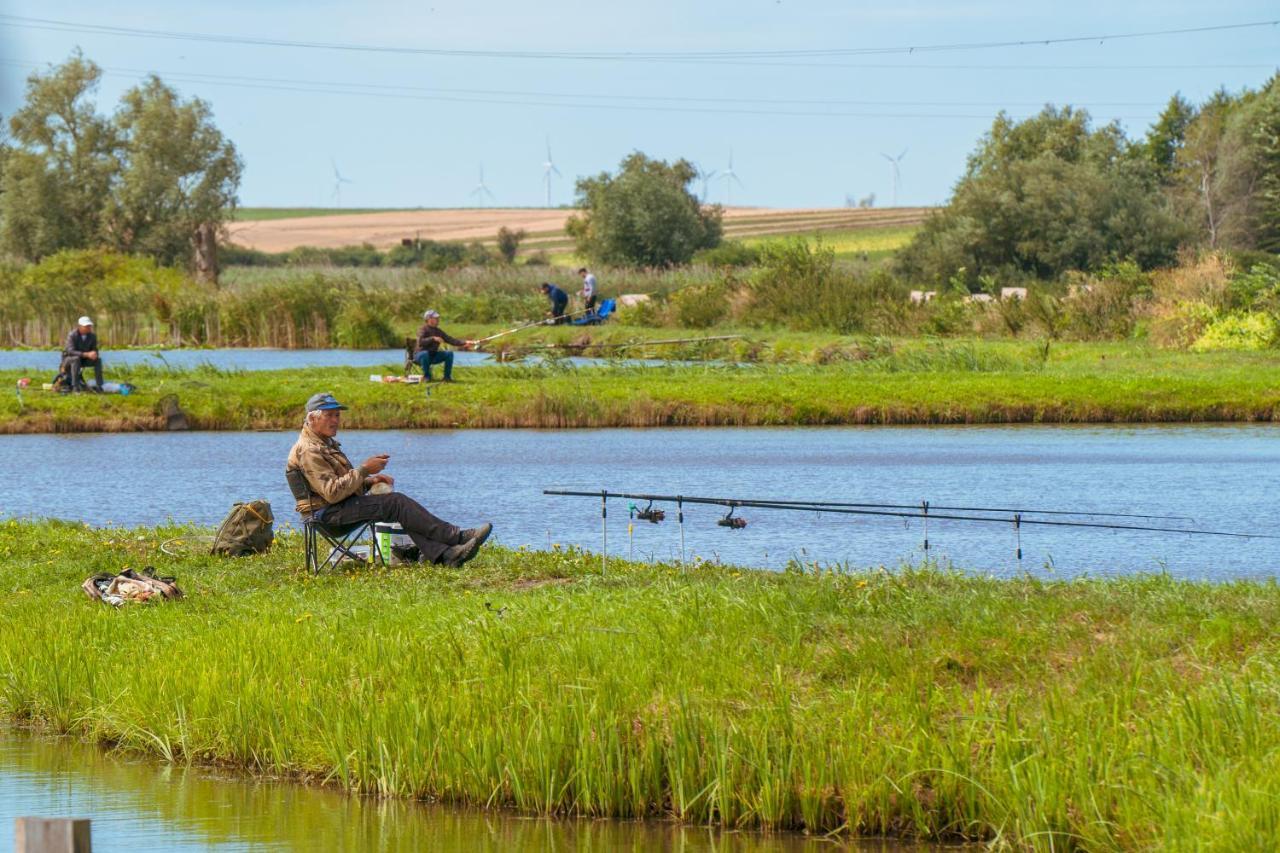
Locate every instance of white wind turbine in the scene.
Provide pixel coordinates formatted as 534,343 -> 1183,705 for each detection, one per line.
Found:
719,150 -> 743,206
542,138 -> 561,207
470,164 -> 495,207
881,148 -> 908,207
695,162 -> 718,203
330,159 -> 352,207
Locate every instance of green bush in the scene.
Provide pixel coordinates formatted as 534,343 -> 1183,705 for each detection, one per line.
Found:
669,279 -> 731,328
1191,312 -> 1279,351
693,240 -> 759,268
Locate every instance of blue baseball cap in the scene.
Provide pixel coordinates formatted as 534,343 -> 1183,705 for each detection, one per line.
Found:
305,392 -> 348,412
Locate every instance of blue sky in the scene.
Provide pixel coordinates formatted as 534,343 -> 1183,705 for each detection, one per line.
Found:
1,2 -> 1276,209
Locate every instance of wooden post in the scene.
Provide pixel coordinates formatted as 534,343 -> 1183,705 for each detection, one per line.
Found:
14,818 -> 92,853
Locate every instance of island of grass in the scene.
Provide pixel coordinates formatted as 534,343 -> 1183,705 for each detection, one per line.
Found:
2,339 -> 1280,433
3,519 -> 1278,847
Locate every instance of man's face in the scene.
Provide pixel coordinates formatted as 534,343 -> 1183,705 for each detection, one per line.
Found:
313,409 -> 341,438
78,324 -> 92,334
427,316 -> 439,327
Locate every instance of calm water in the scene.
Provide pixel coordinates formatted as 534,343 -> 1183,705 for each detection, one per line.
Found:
0,347 -> 669,373
0,733 -> 917,852
4,425 -> 1277,578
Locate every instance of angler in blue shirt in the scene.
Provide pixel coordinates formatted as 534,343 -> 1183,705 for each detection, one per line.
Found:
540,282 -> 569,324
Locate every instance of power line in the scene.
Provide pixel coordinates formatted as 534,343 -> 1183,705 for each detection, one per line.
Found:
0,13 -> 1275,63
0,59 -> 1167,110
0,59 -> 1161,123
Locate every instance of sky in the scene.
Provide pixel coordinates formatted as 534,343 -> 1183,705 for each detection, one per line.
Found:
0,2 -> 1276,210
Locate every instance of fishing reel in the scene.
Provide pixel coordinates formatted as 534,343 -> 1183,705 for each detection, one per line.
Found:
630,500 -> 665,524
717,506 -> 747,529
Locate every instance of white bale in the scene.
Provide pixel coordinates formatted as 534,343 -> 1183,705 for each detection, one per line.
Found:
618,293 -> 651,307
1000,287 -> 1028,301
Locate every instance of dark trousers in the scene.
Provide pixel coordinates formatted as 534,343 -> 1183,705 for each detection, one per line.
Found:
319,492 -> 463,563
551,297 -> 568,323
584,293 -> 597,312
414,350 -> 454,380
63,355 -> 103,390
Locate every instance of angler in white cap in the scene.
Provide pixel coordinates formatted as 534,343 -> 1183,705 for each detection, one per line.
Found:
60,315 -> 104,393
412,309 -> 476,382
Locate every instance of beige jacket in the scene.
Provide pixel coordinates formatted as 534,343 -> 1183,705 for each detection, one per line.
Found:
286,424 -> 370,514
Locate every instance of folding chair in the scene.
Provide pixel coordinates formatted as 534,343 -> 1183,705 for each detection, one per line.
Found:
285,468 -> 383,574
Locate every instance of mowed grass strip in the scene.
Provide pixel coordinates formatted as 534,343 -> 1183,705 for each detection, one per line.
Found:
3,340 -> 1280,432
3,519 -> 1280,847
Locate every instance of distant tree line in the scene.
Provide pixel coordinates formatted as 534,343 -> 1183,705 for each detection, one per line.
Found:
0,52 -> 242,281
899,75 -> 1280,285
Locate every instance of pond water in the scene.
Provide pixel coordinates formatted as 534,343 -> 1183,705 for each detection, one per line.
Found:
0,732 -> 917,852
4,425 -> 1277,579
0,347 -> 673,373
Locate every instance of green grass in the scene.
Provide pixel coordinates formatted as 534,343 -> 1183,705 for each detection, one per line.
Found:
4,519 -> 1280,847
3,338 -> 1280,432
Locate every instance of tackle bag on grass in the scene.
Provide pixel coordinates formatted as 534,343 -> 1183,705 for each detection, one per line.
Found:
210,500 -> 274,556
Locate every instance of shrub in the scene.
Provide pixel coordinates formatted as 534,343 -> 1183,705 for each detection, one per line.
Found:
496,227 -> 526,263
1191,312 -> 1279,351
669,279 -> 731,328
694,240 -> 759,268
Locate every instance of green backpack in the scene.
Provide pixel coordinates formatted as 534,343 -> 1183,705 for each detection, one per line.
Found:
211,500 -> 275,556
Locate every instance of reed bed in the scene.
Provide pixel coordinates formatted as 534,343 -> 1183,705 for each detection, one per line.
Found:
2,341 -> 1279,433
3,520 -> 1280,848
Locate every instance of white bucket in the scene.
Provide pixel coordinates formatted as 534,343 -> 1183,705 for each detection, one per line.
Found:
373,523 -> 413,563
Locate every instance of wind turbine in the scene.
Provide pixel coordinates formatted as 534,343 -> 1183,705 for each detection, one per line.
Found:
719,150 -> 743,206
330,159 -> 352,208
881,148 -> 908,207
541,138 -> 561,208
470,164 -> 495,207
694,162 -> 717,203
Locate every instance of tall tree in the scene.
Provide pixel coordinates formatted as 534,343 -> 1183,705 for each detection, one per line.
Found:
0,52 -> 117,260
104,75 -> 242,279
1142,94 -> 1195,184
566,152 -> 722,267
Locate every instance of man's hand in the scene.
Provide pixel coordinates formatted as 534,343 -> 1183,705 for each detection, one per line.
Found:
464,340 -> 478,349
362,454 -> 390,474
368,473 -> 395,487
86,351 -> 97,360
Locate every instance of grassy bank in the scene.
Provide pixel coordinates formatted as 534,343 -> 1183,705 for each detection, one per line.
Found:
3,340 -> 1280,433
3,520 -> 1280,848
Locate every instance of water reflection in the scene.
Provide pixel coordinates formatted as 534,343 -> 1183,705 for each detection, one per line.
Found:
0,733 -> 924,852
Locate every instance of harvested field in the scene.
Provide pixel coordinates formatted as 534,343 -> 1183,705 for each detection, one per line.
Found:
226,206 -> 931,252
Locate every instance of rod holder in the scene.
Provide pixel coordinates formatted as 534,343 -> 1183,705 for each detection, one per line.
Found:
678,495 -> 686,567
601,490 -> 608,575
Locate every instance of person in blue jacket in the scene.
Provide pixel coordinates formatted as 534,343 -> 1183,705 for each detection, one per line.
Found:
540,282 -> 569,324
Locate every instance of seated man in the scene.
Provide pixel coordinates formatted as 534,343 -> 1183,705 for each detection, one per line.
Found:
540,282 -> 568,324
286,392 -> 492,567
60,316 -> 104,393
414,309 -> 474,382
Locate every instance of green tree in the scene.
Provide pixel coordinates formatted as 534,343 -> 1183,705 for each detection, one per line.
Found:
495,226 -> 525,263
566,152 -> 722,267
0,52 -> 117,260
1142,94 -> 1195,184
104,75 -> 242,277
898,106 -> 1184,284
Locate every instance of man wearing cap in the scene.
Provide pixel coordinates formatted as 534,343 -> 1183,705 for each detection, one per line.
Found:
287,392 -> 493,567
60,316 -> 104,393
414,310 -> 475,382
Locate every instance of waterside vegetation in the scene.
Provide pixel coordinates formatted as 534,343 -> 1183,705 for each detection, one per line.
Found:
3,340 -> 1280,433
4,520 -> 1280,848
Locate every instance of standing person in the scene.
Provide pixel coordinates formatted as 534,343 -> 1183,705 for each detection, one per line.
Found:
540,282 -> 569,324
414,310 -> 475,382
61,316 -> 104,393
578,267 -> 598,312
287,392 -> 493,567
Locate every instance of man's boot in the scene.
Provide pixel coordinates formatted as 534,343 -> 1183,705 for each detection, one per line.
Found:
438,537 -> 480,568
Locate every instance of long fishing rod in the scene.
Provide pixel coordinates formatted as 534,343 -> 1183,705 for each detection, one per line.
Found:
522,334 -> 745,351
725,496 -> 1191,522
543,489 -> 1272,539
474,309 -> 594,344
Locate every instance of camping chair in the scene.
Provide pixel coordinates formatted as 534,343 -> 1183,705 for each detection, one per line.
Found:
571,298 -> 616,326
285,468 -> 383,574
403,337 -> 419,376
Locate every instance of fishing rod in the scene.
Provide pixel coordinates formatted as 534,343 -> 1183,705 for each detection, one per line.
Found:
521,335 -> 745,351
473,309 -> 594,344
721,497 -> 1192,522
542,489 -> 1272,539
